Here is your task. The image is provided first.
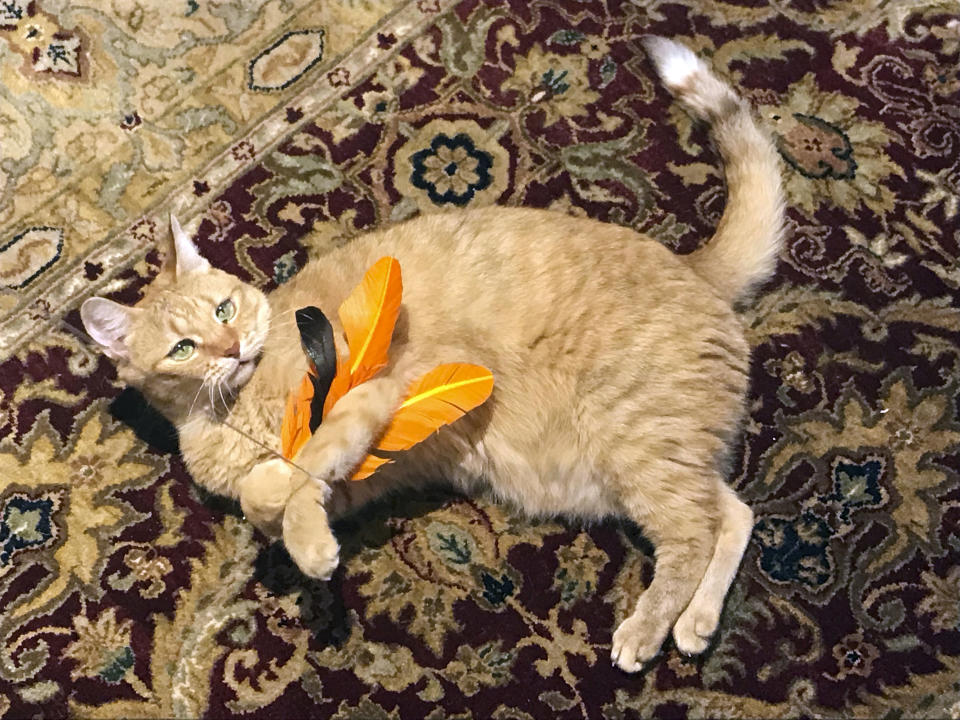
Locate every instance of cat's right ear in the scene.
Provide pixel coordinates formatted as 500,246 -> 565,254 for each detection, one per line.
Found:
80,297 -> 140,361
157,214 -> 210,283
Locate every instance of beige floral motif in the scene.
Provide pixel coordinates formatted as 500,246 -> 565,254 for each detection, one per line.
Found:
205,200 -> 236,243
395,118 -> 511,213
918,567 -> 960,633
580,36 -> 610,60
502,44 -> 599,125
667,650 -> 699,678
122,546 -> 173,599
0,404 -> 160,623
761,74 -> 903,218
843,226 -> 910,269
444,642 -> 514,696
765,351 -> 816,394
310,611 -> 426,694
918,168 -> 960,220
420,144 -> 481,196
328,67 -> 351,86
553,533 -> 608,605
70,454 -> 109,488
828,631 -> 879,680
64,608 -> 132,679
762,375 -> 959,573
374,53 -> 425,92
63,608 -> 151,697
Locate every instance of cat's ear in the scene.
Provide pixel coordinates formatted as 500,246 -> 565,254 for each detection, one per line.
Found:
158,214 -> 210,281
80,297 -> 140,361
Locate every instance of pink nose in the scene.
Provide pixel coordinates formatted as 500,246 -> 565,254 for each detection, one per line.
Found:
224,341 -> 240,359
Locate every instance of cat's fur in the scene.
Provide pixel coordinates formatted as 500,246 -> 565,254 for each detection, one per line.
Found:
81,37 -> 784,672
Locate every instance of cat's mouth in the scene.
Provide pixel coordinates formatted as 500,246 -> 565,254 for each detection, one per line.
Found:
230,351 -> 262,387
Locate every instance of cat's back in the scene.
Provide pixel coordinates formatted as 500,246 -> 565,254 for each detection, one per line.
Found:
290,207 -> 730,352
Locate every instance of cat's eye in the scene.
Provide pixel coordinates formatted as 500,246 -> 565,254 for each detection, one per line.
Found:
215,299 -> 236,323
168,339 -> 196,361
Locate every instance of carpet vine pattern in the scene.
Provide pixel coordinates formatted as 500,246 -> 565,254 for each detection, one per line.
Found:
1,1 -> 959,717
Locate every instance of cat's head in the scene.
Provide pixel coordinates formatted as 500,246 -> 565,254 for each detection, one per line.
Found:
80,215 -> 270,416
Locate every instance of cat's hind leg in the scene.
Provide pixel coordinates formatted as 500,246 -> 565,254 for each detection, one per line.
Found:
672,481 -> 753,654
610,465 -> 720,672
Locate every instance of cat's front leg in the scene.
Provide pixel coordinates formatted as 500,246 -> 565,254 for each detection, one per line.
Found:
238,459 -> 340,580
294,376 -> 406,486
283,480 -> 339,580
280,375 -> 405,579
238,458 -> 298,539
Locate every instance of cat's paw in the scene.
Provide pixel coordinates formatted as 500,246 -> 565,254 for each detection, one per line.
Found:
672,603 -> 719,655
239,458 -> 295,539
611,614 -> 669,673
282,484 -> 340,581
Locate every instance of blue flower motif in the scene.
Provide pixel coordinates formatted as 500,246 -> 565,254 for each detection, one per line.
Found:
826,456 -> 886,523
1,493 -> 58,565
754,510 -> 834,589
273,250 -> 299,285
409,132 -> 493,207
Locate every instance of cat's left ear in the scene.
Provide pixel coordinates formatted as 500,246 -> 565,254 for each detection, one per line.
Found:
158,214 -> 210,281
80,297 -> 141,361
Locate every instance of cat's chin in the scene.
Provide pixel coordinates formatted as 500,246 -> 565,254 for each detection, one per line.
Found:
230,356 -> 260,389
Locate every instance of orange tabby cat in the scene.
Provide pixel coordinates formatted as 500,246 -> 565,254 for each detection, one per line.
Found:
81,37 -> 784,672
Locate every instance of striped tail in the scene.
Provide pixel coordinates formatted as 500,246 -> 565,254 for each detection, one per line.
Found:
643,36 -> 785,304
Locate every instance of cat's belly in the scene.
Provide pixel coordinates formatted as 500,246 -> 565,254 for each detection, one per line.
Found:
450,439 -> 617,520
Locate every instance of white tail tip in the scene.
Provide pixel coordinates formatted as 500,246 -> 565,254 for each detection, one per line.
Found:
641,36 -> 705,91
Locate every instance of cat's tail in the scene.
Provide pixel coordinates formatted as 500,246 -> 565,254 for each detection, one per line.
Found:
642,36 -> 785,304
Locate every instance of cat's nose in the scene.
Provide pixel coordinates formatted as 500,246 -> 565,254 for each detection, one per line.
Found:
224,341 -> 240,359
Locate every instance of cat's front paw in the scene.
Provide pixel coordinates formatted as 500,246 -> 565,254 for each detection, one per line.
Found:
239,458 -> 295,539
282,483 -> 340,580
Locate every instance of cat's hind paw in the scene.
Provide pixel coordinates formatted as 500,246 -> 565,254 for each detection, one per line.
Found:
611,614 -> 668,673
672,603 -> 719,655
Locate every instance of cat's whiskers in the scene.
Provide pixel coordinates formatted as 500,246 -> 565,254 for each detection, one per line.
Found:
217,381 -> 228,415
186,378 -> 208,418
206,382 -> 218,420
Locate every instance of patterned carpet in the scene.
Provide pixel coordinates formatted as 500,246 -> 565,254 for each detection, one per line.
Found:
2,0 -> 960,717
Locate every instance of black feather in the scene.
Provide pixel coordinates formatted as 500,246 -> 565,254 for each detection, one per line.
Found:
295,306 -> 337,433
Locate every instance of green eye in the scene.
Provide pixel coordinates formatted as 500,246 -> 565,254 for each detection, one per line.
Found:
168,339 -> 196,361
215,299 -> 236,323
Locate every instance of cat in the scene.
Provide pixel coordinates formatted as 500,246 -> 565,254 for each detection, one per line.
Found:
80,37 -> 784,672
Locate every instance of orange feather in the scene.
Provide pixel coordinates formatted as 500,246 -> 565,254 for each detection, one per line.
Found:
281,372 -> 315,459
349,363 -> 494,479
280,259 -> 494,484
338,256 -> 402,386
322,349 -> 349,418
351,453 -> 392,482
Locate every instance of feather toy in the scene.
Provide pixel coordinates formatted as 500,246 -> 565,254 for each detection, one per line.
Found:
280,258 -> 494,482
321,257 -> 401,416
350,363 -> 494,480
280,307 -> 338,458
295,307 -> 337,433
